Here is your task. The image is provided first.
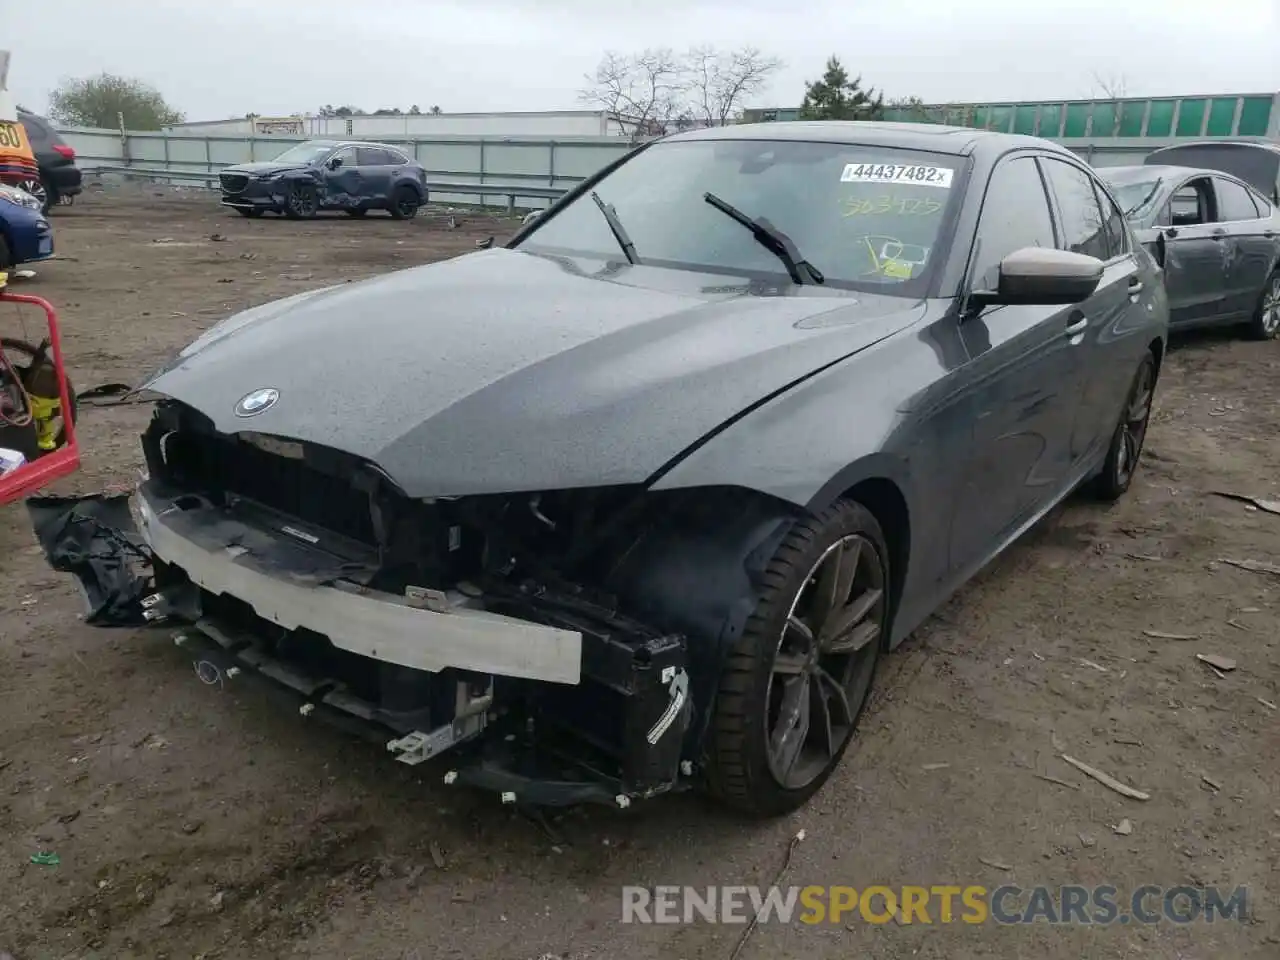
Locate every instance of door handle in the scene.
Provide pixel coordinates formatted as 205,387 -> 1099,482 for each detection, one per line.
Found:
1211,228 -> 1228,239
1064,314 -> 1088,337
1128,278 -> 1144,294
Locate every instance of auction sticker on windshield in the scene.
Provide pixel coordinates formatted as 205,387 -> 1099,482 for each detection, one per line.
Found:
841,163 -> 954,188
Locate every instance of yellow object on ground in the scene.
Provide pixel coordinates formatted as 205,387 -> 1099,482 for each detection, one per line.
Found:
27,393 -> 61,450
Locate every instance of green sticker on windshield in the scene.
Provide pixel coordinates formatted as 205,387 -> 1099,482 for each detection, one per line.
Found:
882,259 -> 914,280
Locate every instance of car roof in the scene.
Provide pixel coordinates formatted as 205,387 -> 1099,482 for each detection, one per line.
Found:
662,121 -> 1078,160
1103,163 -> 1257,183
1149,139 -> 1280,158
308,139 -> 409,151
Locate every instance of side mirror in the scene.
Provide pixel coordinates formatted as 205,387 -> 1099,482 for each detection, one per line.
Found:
968,247 -> 1103,309
327,156 -> 343,170
522,210 -> 542,225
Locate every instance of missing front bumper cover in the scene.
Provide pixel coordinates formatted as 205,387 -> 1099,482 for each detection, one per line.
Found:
40,484 -> 697,807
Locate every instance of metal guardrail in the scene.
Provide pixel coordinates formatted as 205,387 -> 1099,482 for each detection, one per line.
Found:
82,165 -> 571,213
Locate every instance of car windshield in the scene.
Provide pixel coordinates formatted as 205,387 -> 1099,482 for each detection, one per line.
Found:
518,139 -> 966,292
1105,177 -> 1164,220
271,142 -> 336,164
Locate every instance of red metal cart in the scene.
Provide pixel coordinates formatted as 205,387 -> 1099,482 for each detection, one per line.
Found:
0,289 -> 80,505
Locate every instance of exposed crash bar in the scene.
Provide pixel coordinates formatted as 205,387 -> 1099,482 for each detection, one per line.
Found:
136,493 -> 583,685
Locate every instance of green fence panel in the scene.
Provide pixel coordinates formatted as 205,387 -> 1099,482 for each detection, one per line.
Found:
1091,102 -> 1117,136
1206,97 -> 1237,136
1011,104 -> 1036,135
972,106 -> 990,129
1117,101 -> 1146,137
1063,103 -> 1090,137
1237,96 -> 1273,136
1146,100 -> 1176,136
1176,98 -> 1206,136
1039,104 -> 1063,137
988,105 -> 1013,132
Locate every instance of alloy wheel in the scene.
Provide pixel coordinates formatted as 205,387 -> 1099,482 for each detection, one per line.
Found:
1115,361 -> 1154,488
1261,276 -> 1280,338
290,184 -> 317,218
18,178 -> 48,210
765,534 -> 885,790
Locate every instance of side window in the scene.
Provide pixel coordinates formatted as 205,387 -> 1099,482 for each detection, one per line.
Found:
1213,178 -> 1261,221
1038,158 -> 1109,261
357,146 -> 390,166
384,149 -> 410,165
1167,178 -> 1214,226
1092,180 -> 1129,258
971,156 -> 1056,287
328,145 -> 358,168
1256,193 -> 1274,218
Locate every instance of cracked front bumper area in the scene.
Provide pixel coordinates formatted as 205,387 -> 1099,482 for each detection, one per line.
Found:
135,480 -> 693,807
219,177 -> 283,213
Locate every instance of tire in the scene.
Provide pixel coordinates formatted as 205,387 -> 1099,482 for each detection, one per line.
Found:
345,208 -> 368,218
18,177 -> 52,215
705,499 -> 890,817
0,338 -> 77,454
283,182 -> 319,220
1245,270 -> 1280,341
389,186 -> 420,220
235,208 -> 264,218
0,234 -> 11,270
1091,350 -> 1157,502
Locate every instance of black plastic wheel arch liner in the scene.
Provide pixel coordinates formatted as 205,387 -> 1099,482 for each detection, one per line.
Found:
601,487 -> 801,759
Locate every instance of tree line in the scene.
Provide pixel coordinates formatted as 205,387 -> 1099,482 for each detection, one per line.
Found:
42,56 -> 923,133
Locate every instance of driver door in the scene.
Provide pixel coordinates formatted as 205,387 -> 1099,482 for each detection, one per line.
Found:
1158,177 -> 1230,327
321,145 -> 361,207
949,155 -> 1082,573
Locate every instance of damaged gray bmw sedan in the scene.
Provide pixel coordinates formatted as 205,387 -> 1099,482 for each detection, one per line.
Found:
122,122 -> 1168,816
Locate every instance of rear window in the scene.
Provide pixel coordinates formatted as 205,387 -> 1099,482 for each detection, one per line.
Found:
19,112 -> 55,147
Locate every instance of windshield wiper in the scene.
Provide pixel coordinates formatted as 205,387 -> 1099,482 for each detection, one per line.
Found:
589,191 -> 638,264
702,192 -> 824,285
1124,179 -> 1163,217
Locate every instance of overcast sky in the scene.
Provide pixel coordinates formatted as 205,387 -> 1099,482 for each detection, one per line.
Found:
12,0 -> 1280,120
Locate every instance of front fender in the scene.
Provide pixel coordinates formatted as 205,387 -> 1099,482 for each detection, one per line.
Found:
649,307 -> 977,647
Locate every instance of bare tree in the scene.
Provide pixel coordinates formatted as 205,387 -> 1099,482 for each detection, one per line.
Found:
1086,71 -> 1130,136
685,46 -> 783,128
1091,70 -> 1129,100
579,48 -> 688,141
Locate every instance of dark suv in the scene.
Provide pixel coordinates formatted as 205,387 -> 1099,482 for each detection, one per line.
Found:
218,139 -> 429,219
17,110 -> 82,214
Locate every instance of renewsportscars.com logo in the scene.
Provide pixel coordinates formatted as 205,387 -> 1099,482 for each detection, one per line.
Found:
621,884 -> 1249,926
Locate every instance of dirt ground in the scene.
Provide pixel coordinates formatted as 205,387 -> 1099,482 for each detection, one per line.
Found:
1,186 -> 1277,960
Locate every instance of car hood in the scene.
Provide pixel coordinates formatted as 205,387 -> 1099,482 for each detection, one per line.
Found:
221,161 -> 310,176
144,249 -> 924,497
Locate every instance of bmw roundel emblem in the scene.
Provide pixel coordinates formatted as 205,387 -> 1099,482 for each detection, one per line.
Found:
234,387 -> 280,418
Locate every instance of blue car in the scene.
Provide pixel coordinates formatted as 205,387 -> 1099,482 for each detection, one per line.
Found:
0,184 -> 54,269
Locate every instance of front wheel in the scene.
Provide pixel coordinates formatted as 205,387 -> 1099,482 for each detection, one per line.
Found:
283,182 -> 319,219
1245,271 -> 1280,341
706,499 -> 889,817
1091,350 -> 1157,502
388,186 -> 420,220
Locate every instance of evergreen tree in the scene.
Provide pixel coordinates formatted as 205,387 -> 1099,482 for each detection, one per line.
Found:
799,57 -> 884,121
